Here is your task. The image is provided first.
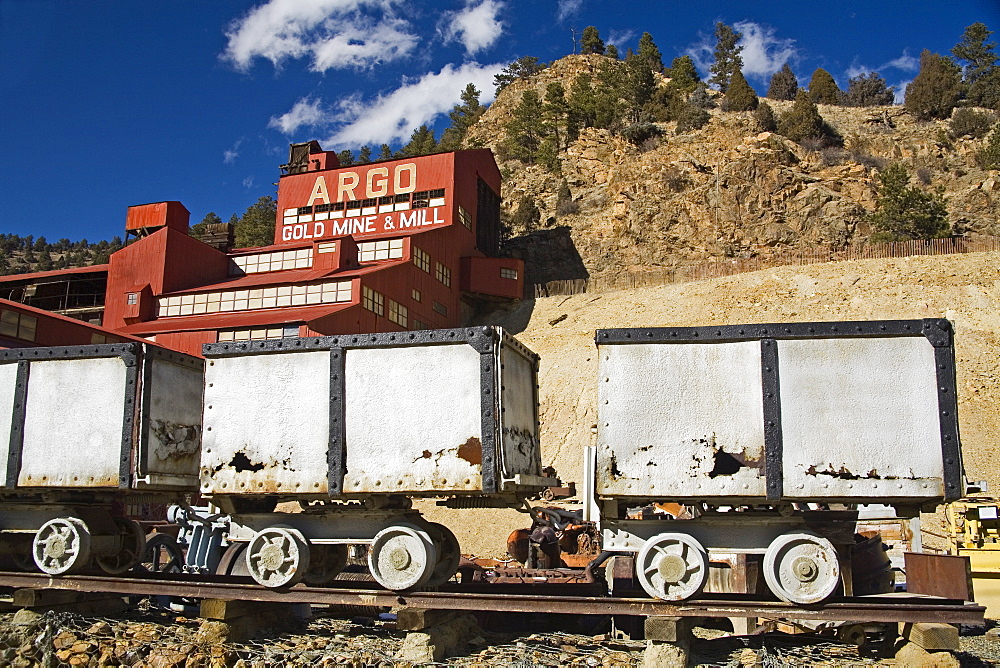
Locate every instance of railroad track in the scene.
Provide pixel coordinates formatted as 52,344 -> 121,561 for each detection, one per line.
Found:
0,571 -> 984,625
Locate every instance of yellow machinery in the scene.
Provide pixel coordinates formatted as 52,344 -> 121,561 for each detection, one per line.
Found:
947,497 -> 1000,618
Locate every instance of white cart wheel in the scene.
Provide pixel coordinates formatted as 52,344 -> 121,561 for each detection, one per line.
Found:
368,523 -> 438,591
764,531 -> 840,604
33,517 -> 92,575
245,525 -> 311,588
424,522 -> 462,587
635,532 -> 708,601
96,517 -> 146,575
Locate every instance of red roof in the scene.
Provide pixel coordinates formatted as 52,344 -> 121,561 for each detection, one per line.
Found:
157,261 -> 392,297
118,303 -> 353,335
0,264 -> 110,283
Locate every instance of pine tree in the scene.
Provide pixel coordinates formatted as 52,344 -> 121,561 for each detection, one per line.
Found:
778,90 -> 827,142
843,72 -> 895,106
36,249 -> 53,271
710,22 -> 743,93
979,124 -> 1000,168
722,68 -> 759,111
543,82 -> 570,149
503,90 -> 546,162
808,68 -> 841,104
493,56 -> 546,95
234,196 -> 277,249
439,83 -> 486,151
581,26 -> 605,55
624,53 -> 657,121
606,44 -> 619,59
357,146 -> 372,163
754,101 -> 777,132
510,194 -> 540,232
905,50 -> 963,120
665,55 -> 701,96
952,22 -> 1000,108
869,163 -> 950,241
675,103 -> 711,134
402,126 -> 437,157
637,32 -> 663,72
767,64 -> 798,101
378,144 -> 393,161
568,72 -> 598,131
337,150 -> 355,166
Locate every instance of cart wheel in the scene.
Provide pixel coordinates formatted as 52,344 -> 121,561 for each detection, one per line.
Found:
134,533 -> 184,574
303,544 -> 349,586
33,517 -> 92,575
764,531 -> 840,604
635,532 -> 708,601
424,522 -> 461,586
97,517 -> 146,575
245,525 -> 311,588
368,523 -> 438,590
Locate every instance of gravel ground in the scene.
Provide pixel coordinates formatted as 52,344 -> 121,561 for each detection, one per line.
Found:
2,602 -> 997,667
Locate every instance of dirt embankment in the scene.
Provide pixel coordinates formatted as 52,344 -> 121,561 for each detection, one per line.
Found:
422,251 -> 1000,557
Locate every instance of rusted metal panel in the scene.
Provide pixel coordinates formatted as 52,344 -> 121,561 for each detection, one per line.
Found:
0,361 -> 21,486
201,349 -> 332,496
498,334 -> 541,480
778,337 -> 944,500
18,356 -> 129,488
595,320 -> 962,504
596,340 -> 767,499
343,344 -> 484,493
138,356 -> 203,486
125,201 -> 189,233
905,552 -> 973,600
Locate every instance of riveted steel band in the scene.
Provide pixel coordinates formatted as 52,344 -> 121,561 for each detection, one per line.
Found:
4,361 -> 29,488
760,338 -> 783,501
328,347 -> 347,497
934,343 -> 963,501
595,319 -> 934,346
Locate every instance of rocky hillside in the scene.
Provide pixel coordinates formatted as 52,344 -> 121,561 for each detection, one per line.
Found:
467,55 -> 1000,285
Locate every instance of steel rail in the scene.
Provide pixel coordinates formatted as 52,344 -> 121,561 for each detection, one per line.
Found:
0,571 -> 984,625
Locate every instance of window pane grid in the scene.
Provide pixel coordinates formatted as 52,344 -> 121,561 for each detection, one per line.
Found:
156,280 -> 351,316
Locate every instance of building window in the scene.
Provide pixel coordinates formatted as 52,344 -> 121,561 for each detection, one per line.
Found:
358,238 -> 404,262
458,205 -> 472,230
362,286 -> 384,316
500,267 -> 518,280
411,288 -> 421,302
231,248 -> 313,276
127,292 -> 139,305
412,188 -> 446,208
432,301 -> 448,316
91,334 -> 110,344
388,299 -> 408,328
218,325 -> 301,342
412,318 -> 429,330
435,262 -> 451,287
0,310 -> 37,342
413,247 -> 430,273
156,280 -> 351,317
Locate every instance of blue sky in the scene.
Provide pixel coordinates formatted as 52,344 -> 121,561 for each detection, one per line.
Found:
2,0 -> 997,244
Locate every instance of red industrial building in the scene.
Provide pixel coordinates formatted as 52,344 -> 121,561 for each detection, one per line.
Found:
0,144 -> 523,356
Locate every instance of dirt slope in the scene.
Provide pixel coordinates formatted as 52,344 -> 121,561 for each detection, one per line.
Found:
421,251 -> 999,556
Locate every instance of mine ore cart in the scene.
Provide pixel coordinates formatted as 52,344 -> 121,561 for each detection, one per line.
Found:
0,343 -> 203,575
200,326 -> 548,590
594,319 -> 965,604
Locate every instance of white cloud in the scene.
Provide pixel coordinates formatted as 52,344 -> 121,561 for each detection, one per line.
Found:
893,79 -> 912,104
243,176 -> 256,189
883,52 -> 919,72
268,97 -> 327,134
687,21 -> 797,85
223,138 -> 243,164
733,21 -> 797,80
442,0 -> 504,56
223,0 -> 417,72
556,0 -> 583,23
318,62 -> 504,147
607,29 -> 635,50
